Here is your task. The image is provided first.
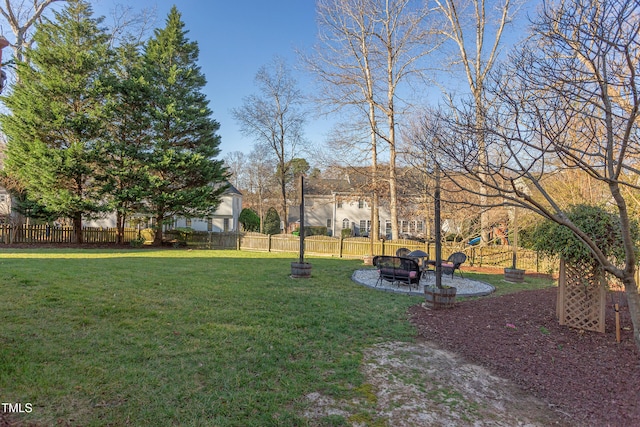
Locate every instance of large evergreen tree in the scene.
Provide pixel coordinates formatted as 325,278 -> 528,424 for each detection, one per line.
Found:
99,41 -> 152,243
0,0 -> 113,243
142,6 -> 227,245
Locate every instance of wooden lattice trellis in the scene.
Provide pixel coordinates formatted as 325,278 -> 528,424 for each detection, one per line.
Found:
556,259 -> 606,333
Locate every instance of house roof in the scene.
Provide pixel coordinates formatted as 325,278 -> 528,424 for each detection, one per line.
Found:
304,167 -> 424,197
223,182 -> 242,196
304,178 -> 357,195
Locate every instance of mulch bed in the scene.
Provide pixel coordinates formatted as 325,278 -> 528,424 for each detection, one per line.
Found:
408,286 -> 640,426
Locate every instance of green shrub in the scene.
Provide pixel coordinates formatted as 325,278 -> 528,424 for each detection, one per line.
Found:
130,236 -> 146,248
239,208 -> 260,232
529,204 -> 639,266
263,208 -> 281,235
165,227 -> 193,245
293,226 -> 328,236
306,226 -> 328,236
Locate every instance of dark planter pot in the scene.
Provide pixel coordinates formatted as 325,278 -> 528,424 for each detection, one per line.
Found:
291,262 -> 312,278
504,268 -> 525,283
424,285 -> 457,309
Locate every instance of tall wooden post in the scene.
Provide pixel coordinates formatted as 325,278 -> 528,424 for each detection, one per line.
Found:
369,192 -> 374,256
434,163 -> 442,289
299,175 -> 305,264
291,175 -> 312,277
512,206 -> 518,269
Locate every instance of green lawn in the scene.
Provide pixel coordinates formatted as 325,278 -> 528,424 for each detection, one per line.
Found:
0,249 -> 555,426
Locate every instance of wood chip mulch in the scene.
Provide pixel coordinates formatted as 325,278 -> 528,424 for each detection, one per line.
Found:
408,287 -> 640,426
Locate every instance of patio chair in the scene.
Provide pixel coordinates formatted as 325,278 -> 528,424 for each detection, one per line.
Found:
442,252 -> 467,278
396,247 -> 411,257
407,249 -> 430,279
375,255 -> 420,289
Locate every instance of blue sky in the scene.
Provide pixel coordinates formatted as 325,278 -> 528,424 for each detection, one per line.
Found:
2,1 -> 535,160
92,0 -> 330,158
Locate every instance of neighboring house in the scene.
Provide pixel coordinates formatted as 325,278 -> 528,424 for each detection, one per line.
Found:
0,186 -> 11,223
85,183 -> 243,232
168,184 -> 242,232
288,175 -> 426,239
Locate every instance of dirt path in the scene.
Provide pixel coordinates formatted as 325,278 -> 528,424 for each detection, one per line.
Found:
304,339 -> 568,426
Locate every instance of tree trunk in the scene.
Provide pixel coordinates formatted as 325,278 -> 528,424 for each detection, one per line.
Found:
622,273 -> 640,349
73,213 -> 83,244
153,214 -> 164,246
369,100 -> 379,241
388,103 -> 399,241
475,99 -> 490,244
280,167 -> 288,232
116,211 -> 124,244
389,145 -> 399,240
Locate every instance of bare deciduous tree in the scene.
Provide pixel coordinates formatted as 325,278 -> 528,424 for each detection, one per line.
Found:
305,0 -> 435,240
244,146 -> 276,234
432,0 -> 640,349
224,150 -> 247,190
0,0 -> 63,63
232,57 -> 306,231
433,0 -> 519,243
304,0 -> 383,238
102,3 -> 155,48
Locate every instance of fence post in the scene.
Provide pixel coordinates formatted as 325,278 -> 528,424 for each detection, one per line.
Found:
339,236 -> 343,258
268,234 -> 272,252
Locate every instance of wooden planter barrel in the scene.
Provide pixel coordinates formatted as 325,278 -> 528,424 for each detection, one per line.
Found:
424,285 -> 457,309
504,268 -> 525,283
291,262 -> 312,278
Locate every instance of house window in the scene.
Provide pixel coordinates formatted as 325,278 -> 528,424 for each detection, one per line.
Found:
0,195 -> 6,203
401,220 -> 409,233
186,218 -> 192,227
337,201 -> 343,209
342,218 -> 350,230
359,220 -> 371,234
385,220 -> 392,235
223,218 -> 230,232
417,221 -> 424,233
207,218 -> 213,231
358,200 -> 364,209
326,219 -> 332,228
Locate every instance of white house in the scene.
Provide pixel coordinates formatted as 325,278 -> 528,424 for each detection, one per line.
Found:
0,186 -> 12,222
289,175 -> 426,238
85,183 -> 243,232
168,184 -> 242,232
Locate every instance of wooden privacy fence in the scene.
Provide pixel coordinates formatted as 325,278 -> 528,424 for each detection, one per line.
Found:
466,245 -> 558,275
239,232 -> 558,274
0,226 -> 558,274
0,224 -> 139,244
163,230 -> 239,249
